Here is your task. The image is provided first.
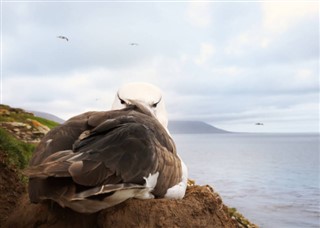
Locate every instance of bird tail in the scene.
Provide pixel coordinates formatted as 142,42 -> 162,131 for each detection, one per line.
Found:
71,183 -> 145,200
72,172 -> 159,200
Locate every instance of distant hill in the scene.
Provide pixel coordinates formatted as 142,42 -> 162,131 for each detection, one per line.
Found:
30,111 -> 229,134
30,111 -> 65,124
168,120 -> 229,134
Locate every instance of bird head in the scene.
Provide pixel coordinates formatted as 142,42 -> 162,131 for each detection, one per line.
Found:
111,82 -> 168,130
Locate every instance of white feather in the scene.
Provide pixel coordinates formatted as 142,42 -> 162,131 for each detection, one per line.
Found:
111,82 -> 168,129
135,172 -> 159,199
164,158 -> 188,199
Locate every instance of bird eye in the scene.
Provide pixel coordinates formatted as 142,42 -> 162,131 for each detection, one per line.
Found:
152,99 -> 161,108
117,93 -> 126,105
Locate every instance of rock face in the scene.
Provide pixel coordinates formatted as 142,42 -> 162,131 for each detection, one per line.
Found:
4,185 -> 238,228
0,120 -> 50,143
0,105 -> 52,143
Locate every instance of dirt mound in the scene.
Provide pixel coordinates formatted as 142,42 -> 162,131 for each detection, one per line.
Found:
4,185 -> 238,228
0,151 -> 26,227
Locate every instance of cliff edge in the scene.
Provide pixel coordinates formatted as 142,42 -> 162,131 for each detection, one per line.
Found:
0,105 -> 257,228
4,185 -> 238,228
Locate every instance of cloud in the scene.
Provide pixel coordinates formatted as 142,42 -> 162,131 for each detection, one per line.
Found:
1,2 -> 318,132
213,100 -> 319,133
194,42 -> 215,66
185,2 -> 212,28
262,2 -> 318,33
210,2 -> 319,67
3,2 -> 178,75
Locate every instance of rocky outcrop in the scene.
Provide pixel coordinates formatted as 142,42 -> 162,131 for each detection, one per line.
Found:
4,185 -> 242,228
0,105 -> 52,143
0,120 -> 50,143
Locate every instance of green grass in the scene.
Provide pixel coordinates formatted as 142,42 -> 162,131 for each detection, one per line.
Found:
0,104 -> 59,129
0,128 -> 35,170
0,104 -> 59,169
31,116 -> 59,129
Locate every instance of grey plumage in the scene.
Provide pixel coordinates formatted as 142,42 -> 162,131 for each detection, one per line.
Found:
25,101 -> 182,213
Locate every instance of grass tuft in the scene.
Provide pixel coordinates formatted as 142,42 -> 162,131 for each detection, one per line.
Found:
0,128 -> 35,170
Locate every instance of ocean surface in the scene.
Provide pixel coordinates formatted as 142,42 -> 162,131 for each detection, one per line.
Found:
171,133 -> 320,228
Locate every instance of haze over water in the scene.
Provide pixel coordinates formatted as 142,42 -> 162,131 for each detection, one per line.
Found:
172,133 -> 320,228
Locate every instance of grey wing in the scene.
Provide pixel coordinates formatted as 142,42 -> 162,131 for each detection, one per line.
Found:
71,115 -> 181,190
26,112 -> 182,203
35,119 -> 158,184
26,117 -> 160,185
29,111 -> 114,166
29,112 -> 92,166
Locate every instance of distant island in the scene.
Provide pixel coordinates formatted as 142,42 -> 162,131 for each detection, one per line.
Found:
31,111 -> 65,124
168,120 -> 229,134
30,111 -> 229,134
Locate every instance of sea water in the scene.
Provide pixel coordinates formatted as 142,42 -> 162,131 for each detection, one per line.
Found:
172,133 -> 320,228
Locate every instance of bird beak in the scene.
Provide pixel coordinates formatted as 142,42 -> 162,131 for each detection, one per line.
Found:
127,99 -> 156,117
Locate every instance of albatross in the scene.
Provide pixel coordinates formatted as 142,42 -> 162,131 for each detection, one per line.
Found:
25,82 -> 188,213
57,35 -> 69,41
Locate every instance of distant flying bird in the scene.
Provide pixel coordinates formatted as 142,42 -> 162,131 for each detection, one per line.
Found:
57,36 -> 69,41
25,82 -> 188,213
255,123 -> 264,126
129,42 -> 139,46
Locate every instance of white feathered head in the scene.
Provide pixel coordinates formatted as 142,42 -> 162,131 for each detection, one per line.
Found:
111,82 -> 168,130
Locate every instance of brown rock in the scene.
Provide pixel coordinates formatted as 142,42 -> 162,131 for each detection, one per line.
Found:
0,120 -> 50,144
27,119 -> 50,134
0,108 -> 10,116
4,185 -> 237,228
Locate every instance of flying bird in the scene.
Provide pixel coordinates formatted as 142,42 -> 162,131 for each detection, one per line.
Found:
25,82 -> 188,213
255,122 -> 264,126
57,36 -> 69,41
129,42 -> 139,46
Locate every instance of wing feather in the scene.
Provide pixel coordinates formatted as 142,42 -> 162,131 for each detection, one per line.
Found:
27,106 -> 182,207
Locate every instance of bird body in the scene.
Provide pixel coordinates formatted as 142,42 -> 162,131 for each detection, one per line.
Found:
26,83 -> 188,213
57,36 -> 69,41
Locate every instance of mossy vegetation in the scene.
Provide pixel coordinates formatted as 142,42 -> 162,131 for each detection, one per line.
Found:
0,104 -> 59,129
0,104 -> 58,175
228,207 -> 258,228
31,116 -> 59,129
0,128 -> 35,170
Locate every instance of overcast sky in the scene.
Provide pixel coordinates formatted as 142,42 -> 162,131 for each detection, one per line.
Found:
1,1 -> 319,133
